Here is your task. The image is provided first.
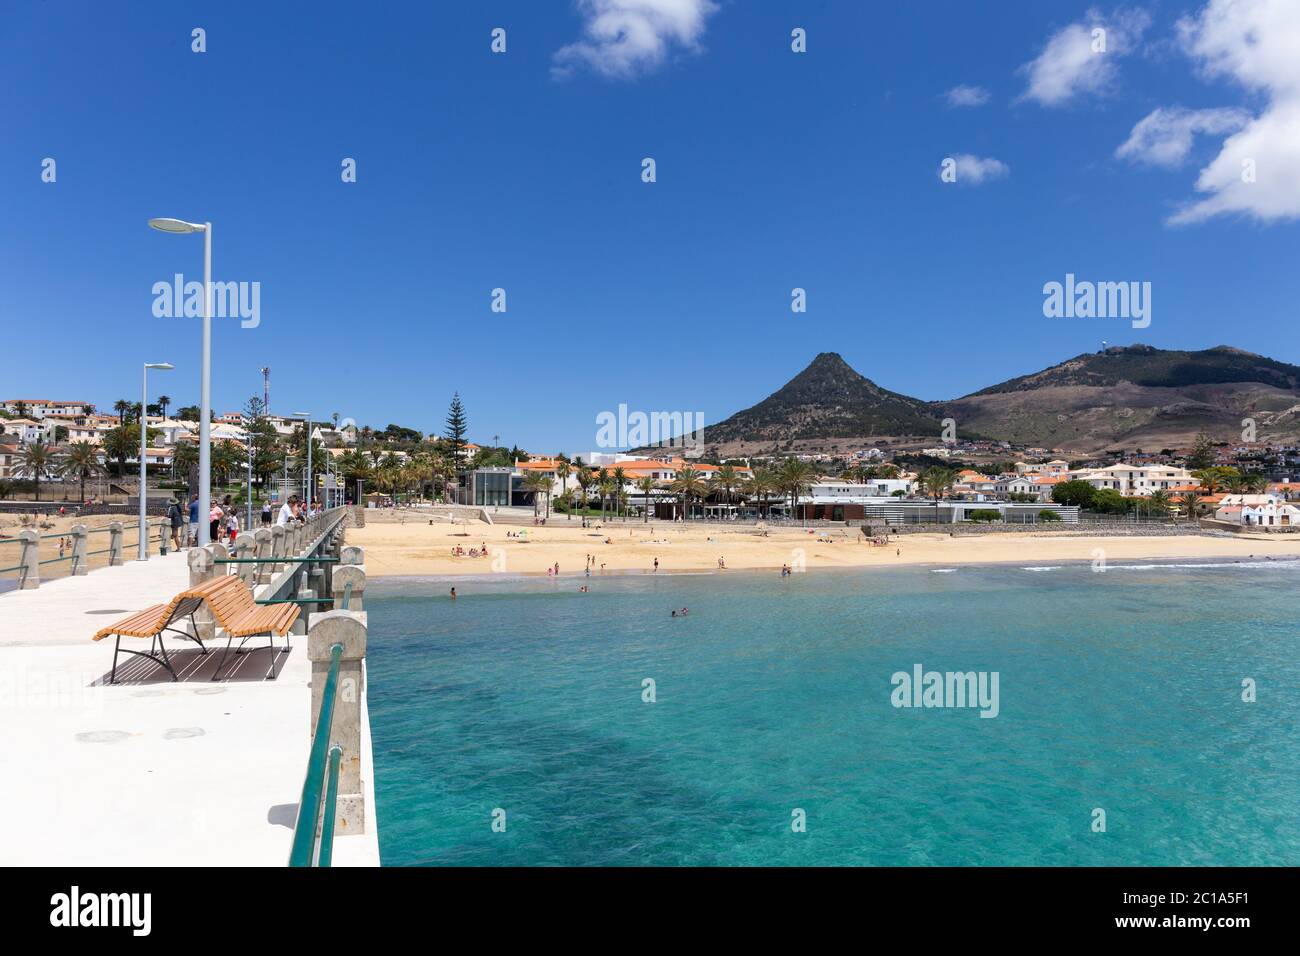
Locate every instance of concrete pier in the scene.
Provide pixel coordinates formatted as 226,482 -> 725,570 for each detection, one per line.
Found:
0,522 -> 379,866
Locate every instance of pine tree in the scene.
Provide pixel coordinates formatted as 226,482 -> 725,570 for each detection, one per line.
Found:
444,393 -> 468,459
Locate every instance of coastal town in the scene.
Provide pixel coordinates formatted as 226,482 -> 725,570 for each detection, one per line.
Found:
4,394 -> 1299,542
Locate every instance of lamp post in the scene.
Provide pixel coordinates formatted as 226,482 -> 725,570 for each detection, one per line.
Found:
139,362 -> 174,559
294,411 -> 312,512
148,217 -> 211,545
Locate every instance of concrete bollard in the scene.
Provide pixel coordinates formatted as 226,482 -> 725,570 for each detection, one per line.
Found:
234,532 -> 257,587
70,524 -> 89,576
309,567 -> 327,604
187,547 -> 217,642
255,528 -> 273,583
352,504 -> 365,528
108,522 -> 124,566
332,564 -> 366,611
271,525 -> 286,573
307,610 -> 368,835
17,529 -> 40,589
210,541 -> 229,575
340,545 -> 364,566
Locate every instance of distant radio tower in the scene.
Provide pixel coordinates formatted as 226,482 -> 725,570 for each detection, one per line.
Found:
260,366 -> 271,413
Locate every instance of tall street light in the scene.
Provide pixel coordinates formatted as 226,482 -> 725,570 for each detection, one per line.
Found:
139,362 -> 174,559
294,411 -> 312,511
148,217 -> 212,545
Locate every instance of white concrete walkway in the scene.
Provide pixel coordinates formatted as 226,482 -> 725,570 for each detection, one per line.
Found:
0,554 -> 379,866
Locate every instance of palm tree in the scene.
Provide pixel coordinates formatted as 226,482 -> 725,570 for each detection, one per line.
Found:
598,475 -> 615,521
113,399 -> 131,425
211,440 -> 242,487
1244,472 -> 1268,493
575,466 -> 593,517
714,464 -> 740,511
555,454 -> 572,518
777,458 -> 816,521
1193,469 -> 1221,495
596,467 -> 610,520
612,467 -> 627,519
921,466 -> 957,522
1179,491 -> 1203,526
338,449 -> 372,502
157,395 -> 171,420
59,441 -> 104,503
748,467 -> 777,517
1225,473 -> 1246,495
173,441 -> 199,483
101,426 -> 136,477
14,440 -> 55,501
522,470 -> 552,518
637,476 -> 655,521
1147,490 -> 1172,516
669,466 -> 709,521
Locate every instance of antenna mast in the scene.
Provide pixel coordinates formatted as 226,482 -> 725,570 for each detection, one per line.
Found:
260,367 -> 271,414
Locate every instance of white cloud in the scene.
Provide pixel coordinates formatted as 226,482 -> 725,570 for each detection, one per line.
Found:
944,85 -> 990,108
1018,7 -> 1151,107
942,154 -> 1010,185
552,0 -> 719,80
1116,106 -> 1250,168
1166,0 -> 1300,224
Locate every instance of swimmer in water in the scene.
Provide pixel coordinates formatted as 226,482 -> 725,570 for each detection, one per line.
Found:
450,587 -> 457,600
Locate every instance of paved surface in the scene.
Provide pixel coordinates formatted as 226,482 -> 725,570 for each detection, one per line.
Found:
0,553 -> 380,866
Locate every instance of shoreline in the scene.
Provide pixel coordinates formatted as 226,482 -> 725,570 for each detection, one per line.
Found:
365,553 -> 1300,584
346,515 -> 1300,580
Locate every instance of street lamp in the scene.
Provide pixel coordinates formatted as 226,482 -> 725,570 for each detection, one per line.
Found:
148,217 -> 212,545
139,362 -> 174,559
294,411 -> 312,512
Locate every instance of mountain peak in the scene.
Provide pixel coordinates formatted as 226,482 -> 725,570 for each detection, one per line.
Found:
701,353 -> 938,445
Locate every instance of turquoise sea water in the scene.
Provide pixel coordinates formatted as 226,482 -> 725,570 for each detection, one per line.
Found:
367,561 -> 1300,866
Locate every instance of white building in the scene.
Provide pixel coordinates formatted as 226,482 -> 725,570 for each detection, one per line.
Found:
1,399 -> 94,419
808,479 -> 914,500
1015,459 -> 1070,477
1214,495 -> 1300,528
1069,463 -> 1193,497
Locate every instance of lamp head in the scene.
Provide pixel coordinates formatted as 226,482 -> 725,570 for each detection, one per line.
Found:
148,218 -> 205,234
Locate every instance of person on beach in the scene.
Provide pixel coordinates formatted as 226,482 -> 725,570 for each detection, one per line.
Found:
262,502 -> 272,526
450,587 -> 457,600
166,497 -> 183,551
717,557 -> 726,569
209,503 -> 223,543
653,557 -> 659,572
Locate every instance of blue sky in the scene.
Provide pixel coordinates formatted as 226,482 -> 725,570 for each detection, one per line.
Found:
3,1 -> 1298,453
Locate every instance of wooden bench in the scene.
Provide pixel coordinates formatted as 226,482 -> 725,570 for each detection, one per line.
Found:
92,574 -> 300,683
93,594 -> 207,684
189,575 -> 300,681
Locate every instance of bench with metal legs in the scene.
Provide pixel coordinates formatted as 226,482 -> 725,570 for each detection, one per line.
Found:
98,596 -> 208,684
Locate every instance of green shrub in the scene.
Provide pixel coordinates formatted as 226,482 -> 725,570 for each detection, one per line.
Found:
1038,509 -> 1062,522
969,509 -> 1001,522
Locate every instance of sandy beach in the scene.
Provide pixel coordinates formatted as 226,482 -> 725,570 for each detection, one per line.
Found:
345,510 -> 1300,577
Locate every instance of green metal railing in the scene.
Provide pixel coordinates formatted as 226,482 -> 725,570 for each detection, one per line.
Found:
289,641 -> 345,867
0,520 -> 169,585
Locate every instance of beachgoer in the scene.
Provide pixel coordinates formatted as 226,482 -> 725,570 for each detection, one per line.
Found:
450,587 -> 457,600
166,497 -> 183,550
277,495 -> 298,527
